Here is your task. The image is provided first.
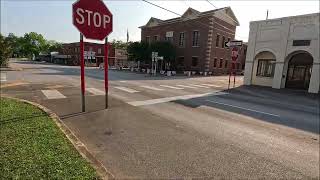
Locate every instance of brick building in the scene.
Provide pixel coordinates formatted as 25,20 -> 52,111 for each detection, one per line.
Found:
54,42 -> 127,67
54,42 -> 105,66
140,7 -> 245,74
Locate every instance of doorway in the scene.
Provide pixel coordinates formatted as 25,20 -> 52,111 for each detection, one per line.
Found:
286,52 -> 313,90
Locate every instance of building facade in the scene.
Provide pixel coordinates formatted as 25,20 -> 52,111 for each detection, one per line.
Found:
140,7 -> 245,74
54,42 -> 128,67
55,42 -> 105,66
244,13 -> 319,93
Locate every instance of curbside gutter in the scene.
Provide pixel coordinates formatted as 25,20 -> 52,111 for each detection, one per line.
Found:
3,96 -> 114,180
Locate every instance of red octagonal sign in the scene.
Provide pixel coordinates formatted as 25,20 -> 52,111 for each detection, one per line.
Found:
73,0 -> 113,40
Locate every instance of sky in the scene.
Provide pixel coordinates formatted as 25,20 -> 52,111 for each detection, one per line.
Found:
1,0 -> 319,43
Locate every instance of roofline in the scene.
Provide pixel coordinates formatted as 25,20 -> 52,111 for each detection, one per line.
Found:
140,7 -> 237,28
251,12 -> 319,23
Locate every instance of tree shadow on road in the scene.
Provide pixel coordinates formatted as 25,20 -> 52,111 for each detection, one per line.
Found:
173,85 -> 320,134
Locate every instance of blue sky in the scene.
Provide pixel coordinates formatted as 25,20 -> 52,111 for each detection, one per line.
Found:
1,0 -> 319,43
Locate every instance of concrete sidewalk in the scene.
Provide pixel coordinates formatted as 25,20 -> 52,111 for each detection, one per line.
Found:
36,95 -> 313,179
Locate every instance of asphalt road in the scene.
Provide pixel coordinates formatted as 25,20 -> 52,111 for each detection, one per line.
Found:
1,60 -> 319,179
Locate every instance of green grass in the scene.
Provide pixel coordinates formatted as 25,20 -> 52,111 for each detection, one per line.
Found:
0,98 -> 98,179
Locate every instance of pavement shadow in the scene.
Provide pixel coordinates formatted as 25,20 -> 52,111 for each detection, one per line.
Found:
173,85 -> 320,134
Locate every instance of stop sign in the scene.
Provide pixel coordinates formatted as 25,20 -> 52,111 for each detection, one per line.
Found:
231,47 -> 238,62
73,0 -> 113,40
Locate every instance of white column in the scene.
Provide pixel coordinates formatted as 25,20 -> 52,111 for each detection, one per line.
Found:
244,61 -> 253,85
308,63 -> 320,93
272,62 -> 284,89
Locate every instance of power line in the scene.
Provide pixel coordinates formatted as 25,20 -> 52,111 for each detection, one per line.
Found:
141,0 -> 248,39
141,0 -> 181,16
205,0 -> 218,9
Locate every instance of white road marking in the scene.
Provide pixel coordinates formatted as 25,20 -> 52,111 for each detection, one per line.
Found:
0,73 -> 7,82
119,81 -> 127,83
206,100 -> 280,117
190,84 -> 210,88
114,86 -> 139,93
140,85 -> 164,91
160,85 -> 184,90
201,84 -> 222,88
176,84 -> 198,89
87,88 -> 105,95
41,90 -> 66,99
128,92 -> 228,106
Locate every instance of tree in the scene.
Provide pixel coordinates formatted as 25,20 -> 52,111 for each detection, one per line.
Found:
111,39 -> 129,49
0,34 -> 13,67
150,41 -> 176,70
20,32 -> 47,58
127,41 -> 150,63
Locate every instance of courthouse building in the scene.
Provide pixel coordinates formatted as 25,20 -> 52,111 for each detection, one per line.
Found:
140,7 -> 246,74
244,13 -> 319,93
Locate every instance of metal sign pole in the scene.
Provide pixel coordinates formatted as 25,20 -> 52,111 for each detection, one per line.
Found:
80,33 -> 85,112
104,37 -> 109,109
228,63 -> 231,89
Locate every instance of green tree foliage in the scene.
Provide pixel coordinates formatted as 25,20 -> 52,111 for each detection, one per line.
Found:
1,32 -> 62,59
111,39 -> 129,49
0,34 -> 13,67
127,41 -> 150,63
127,41 -> 176,68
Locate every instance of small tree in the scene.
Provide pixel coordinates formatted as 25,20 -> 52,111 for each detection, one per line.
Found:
0,34 -> 13,67
127,41 -> 150,64
150,41 -> 176,70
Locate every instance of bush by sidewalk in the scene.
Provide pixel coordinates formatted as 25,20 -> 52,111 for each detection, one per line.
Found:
0,98 -> 98,179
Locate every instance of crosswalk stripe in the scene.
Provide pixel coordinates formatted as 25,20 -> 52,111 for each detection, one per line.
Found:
176,85 -> 198,89
41,90 -> 66,99
114,86 -> 139,93
140,85 -> 164,91
0,73 -> 7,82
160,85 -> 184,90
87,88 -> 105,95
201,84 -> 222,88
190,84 -> 210,88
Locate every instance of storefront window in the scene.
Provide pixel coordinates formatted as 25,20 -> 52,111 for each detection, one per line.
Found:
256,59 -> 275,77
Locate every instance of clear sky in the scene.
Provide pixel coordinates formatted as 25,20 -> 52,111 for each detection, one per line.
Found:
1,0 -> 319,43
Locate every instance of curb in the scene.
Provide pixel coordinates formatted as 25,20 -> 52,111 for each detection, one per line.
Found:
2,96 -> 114,180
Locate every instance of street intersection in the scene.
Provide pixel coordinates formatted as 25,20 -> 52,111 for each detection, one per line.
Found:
1,60 -> 319,179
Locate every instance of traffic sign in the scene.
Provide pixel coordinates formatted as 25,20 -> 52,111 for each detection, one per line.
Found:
73,0 -> 113,40
225,40 -> 242,48
231,47 -> 238,62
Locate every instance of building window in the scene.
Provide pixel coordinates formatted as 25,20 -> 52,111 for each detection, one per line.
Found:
292,40 -> 311,46
213,58 -> 218,67
153,35 -> 159,41
216,34 -> 220,47
256,59 -> 276,77
192,31 -> 200,47
165,36 -> 173,42
178,56 -> 184,66
225,60 -> 228,68
192,57 -> 198,66
219,59 -> 223,68
145,36 -> 150,43
179,32 -> 185,47
165,31 -> 174,42
222,36 -> 225,48
98,48 -> 102,54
